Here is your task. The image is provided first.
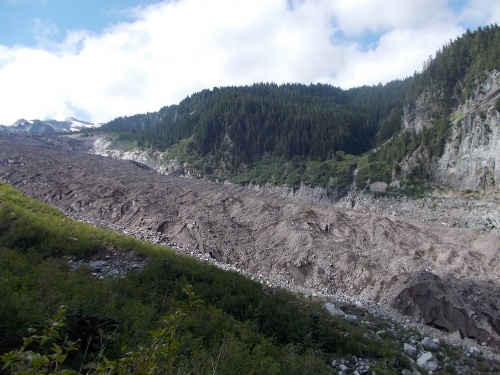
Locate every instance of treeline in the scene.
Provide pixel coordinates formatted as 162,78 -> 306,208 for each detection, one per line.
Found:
101,81 -> 409,169
0,183 -> 412,374
96,25 -> 500,191
102,105 -> 178,132
414,24 -> 500,107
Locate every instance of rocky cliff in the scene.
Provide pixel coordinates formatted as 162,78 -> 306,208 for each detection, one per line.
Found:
434,70 -> 500,192
403,70 -> 500,192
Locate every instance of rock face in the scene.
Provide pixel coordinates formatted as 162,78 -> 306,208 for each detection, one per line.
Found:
91,136 -> 188,177
434,70 -> 500,192
404,70 -> 500,192
403,89 -> 437,133
392,272 -> 500,351
1,132 -> 500,352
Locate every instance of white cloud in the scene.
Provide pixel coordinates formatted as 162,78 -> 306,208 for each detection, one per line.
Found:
0,0 -> 498,125
330,0 -> 451,35
459,0 -> 500,27
332,24 -> 465,88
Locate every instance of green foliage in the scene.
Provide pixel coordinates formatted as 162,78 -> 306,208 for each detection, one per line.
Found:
101,81 -> 409,177
415,25 -> 500,106
376,107 -> 403,145
2,183 -> 490,372
231,153 -> 357,189
356,156 -> 392,189
84,284 -> 204,374
1,286 -> 203,375
0,306 -> 78,375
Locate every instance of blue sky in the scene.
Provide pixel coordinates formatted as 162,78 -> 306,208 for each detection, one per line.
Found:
0,0 -> 499,125
0,1 -> 161,47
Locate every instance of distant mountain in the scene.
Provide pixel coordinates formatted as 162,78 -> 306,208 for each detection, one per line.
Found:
0,117 -> 99,134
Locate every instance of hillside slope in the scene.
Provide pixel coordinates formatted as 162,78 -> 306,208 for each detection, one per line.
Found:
1,132 -> 499,353
90,26 -> 500,196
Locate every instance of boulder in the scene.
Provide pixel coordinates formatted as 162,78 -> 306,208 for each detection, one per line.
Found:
404,343 -> 417,357
344,314 -> 358,322
324,303 -> 345,318
422,337 -> 439,351
417,352 -> 439,372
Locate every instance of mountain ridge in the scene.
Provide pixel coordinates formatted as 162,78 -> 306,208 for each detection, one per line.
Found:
0,117 -> 100,134
88,25 -> 500,195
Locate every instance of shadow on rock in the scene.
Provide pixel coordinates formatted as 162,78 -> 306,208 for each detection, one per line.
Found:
392,271 -> 500,352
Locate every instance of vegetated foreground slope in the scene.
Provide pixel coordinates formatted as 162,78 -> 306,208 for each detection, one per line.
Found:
4,171 -> 500,374
1,132 -> 499,352
0,181 -> 359,374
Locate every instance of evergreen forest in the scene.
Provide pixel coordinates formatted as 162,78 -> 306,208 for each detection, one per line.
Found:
97,25 -> 500,193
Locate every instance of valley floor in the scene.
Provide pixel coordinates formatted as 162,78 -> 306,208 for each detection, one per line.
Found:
1,132 -> 500,360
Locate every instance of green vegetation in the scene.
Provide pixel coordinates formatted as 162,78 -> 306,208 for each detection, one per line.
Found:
231,153 -> 356,189
100,80 -> 409,185
414,25 -> 500,105
96,25 -> 500,195
1,182 -> 423,373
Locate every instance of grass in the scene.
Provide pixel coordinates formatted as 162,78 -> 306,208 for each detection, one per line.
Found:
1,182 -> 498,374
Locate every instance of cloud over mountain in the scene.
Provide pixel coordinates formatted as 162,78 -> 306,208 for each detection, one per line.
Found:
0,0 -> 497,125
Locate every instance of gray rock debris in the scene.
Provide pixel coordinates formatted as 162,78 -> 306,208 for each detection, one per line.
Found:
416,352 -> 439,372
69,250 -> 147,279
324,303 -> 359,323
324,303 -> 346,318
422,337 -> 440,351
2,132 -> 500,354
404,343 -> 417,357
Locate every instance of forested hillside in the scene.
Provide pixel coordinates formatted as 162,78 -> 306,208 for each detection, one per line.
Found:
97,25 -> 500,193
415,24 -> 500,105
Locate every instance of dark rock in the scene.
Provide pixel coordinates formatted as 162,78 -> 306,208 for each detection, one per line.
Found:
391,272 -> 500,351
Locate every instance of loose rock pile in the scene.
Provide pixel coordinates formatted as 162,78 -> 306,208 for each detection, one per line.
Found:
1,133 -> 500,367
67,248 -> 147,279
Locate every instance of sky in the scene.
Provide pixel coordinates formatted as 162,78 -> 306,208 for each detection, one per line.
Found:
0,0 -> 499,125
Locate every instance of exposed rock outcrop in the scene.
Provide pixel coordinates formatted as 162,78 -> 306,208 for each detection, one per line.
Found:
392,271 -> 500,351
403,70 -> 500,192
434,71 -> 500,192
403,89 -> 437,133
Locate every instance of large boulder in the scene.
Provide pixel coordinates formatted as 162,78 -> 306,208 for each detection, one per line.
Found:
391,271 -> 500,351
417,352 -> 439,372
404,343 -> 417,357
421,337 -> 439,351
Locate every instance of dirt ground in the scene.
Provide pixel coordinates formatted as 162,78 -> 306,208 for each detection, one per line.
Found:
1,132 -> 499,350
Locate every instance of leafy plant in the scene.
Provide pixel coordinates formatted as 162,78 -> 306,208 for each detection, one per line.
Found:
1,286 -> 203,375
0,306 -> 78,374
